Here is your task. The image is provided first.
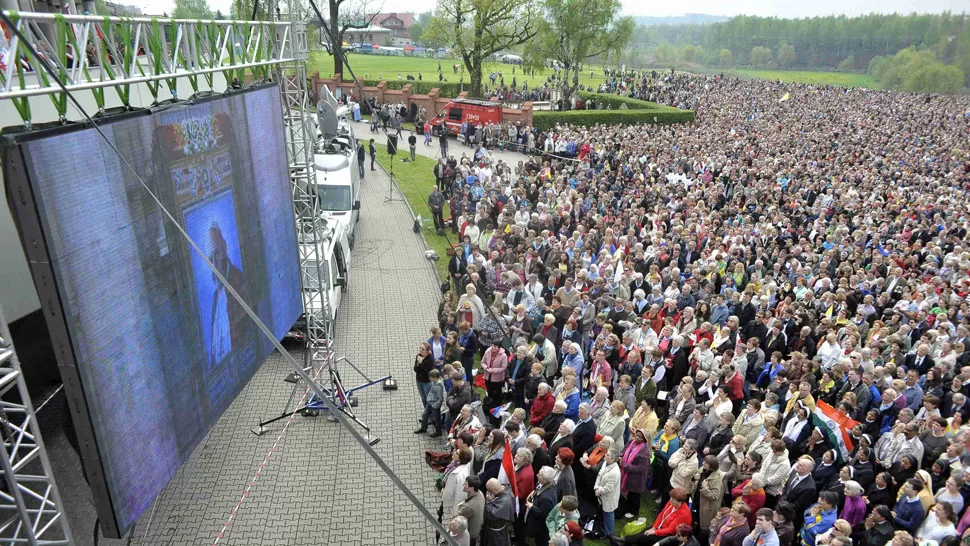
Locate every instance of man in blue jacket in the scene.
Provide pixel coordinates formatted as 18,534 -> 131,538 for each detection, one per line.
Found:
800,491 -> 838,546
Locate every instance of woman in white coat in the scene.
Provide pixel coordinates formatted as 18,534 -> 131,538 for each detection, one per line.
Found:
594,450 -> 622,538
441,447 -> 474,521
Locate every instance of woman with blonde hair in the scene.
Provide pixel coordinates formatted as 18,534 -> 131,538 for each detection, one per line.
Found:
598,400 -> 629,452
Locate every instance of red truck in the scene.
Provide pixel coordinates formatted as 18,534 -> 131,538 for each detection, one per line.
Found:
428,98 -> 504,137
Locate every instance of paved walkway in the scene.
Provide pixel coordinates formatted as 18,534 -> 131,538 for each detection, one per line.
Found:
348,119 -> 527,166
49,161 -> 448,545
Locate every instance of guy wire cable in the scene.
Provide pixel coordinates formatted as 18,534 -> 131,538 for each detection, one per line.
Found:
0,10 -> 458,546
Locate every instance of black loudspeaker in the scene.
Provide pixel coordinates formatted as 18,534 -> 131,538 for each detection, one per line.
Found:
387,134 -> 398,155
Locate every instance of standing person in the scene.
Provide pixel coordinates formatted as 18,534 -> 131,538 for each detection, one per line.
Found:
415,369 -> 445,437
408,131 -> 417,161
458,322 -> 479,382
440,130 -> 449,158
481,340 -> 509,403
526,466 -> 559,546
482,478 -> 515,546
414,341 -> 435,408
617,429 -> 652,519
429,186 -> 447,235
356,140 -> 366,179
458,476 -> 486,546
595,450 -> 621,538
425,121 -> 433,146
368,138 -> 377,170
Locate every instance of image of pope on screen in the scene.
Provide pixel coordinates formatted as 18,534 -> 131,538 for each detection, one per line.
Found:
184,190 -> 247,374
207,220 -> 245,365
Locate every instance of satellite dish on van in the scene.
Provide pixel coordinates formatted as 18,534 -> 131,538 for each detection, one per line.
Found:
314,154 -> 351,172
317,86 -> 340,140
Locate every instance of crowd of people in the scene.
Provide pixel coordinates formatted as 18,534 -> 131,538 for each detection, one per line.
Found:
415,69 -> 970,546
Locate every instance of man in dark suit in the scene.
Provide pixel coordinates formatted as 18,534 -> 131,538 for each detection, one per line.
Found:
903,343 -> 934,375
525,467 -> 559,546
572,405 -> 598,457
781,458 -> 817,532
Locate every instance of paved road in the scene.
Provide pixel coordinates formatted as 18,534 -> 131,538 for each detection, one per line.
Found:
46,161 -> 449,545
348,119 -> 527,166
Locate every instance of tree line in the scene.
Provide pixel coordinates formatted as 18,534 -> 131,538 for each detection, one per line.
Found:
633,13 -> 970,90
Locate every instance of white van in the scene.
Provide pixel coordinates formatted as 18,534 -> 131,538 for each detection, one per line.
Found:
288,218 -> 352,341
314,124 -> 360,248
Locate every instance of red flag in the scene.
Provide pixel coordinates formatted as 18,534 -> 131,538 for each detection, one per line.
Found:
498,437 -> 518,499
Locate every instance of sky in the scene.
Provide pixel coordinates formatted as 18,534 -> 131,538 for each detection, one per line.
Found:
150,0 -> 967,19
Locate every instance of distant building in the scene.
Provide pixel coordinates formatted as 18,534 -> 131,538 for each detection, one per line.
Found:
103,1 -> 142,16
342,27 -> 393,47
369,13 -> 416,46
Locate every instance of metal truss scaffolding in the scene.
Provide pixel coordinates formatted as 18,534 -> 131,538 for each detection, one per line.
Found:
0,306 -> 72,545
0,4 -> 335,541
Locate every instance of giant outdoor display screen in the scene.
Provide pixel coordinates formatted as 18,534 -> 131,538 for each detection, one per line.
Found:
3,84 -> 302,538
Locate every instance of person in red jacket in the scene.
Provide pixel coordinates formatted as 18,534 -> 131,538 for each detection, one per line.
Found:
529,383 -> 556,427
610,487 -> 692,545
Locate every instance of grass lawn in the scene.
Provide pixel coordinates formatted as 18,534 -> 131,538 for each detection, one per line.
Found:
364,139 -> 658,545
721,68 -> 880,88
312,51 -> 607,94
364,140 -> 452,282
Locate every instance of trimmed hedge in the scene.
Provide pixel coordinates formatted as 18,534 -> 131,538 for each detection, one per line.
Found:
532,108 -> 695,131
577,91 -> 675,111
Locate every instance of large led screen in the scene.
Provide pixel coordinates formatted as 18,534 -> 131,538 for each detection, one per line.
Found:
3,84 -> 302,538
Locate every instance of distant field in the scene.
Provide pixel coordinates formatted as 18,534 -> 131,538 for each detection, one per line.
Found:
307,51 -> 607,91
722,68 -> 881,88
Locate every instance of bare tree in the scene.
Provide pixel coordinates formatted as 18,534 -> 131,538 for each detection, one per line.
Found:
312,0 -> 380,77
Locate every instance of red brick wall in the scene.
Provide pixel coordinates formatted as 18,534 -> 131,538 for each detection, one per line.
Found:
309,73 -> 533,126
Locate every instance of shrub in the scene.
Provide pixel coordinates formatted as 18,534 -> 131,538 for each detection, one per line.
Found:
577,91 -> 673,111
532,109 -> 695,131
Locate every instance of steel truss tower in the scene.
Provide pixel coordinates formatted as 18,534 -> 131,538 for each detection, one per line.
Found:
0,306 -> 72,545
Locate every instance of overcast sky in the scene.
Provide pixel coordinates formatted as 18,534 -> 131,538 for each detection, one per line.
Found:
150,0 -> 966,19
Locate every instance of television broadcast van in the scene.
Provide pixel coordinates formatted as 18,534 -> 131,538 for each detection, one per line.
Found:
286,217 -> 352,343
314,116 -> 361,249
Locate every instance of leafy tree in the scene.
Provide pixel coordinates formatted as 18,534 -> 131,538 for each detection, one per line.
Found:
214,9 -> 225,19
718,48 -> 733,67
424,0 -> 541,97
173,0 -> 212,19
627,12 -> 970,75
902,62 -> 964,93
527,0 -> 632,100
230,0 -> 269,19
871,46 -> 965,93
776,42 -> 796,67
680,44 -> 697,63
750,45 -> 772,67
868,55 -> 888,79
654,42 -> 676,64
837,55 -> 855,71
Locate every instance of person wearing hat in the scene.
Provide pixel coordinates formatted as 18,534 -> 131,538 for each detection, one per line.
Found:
610,487 -> 692,544
617,428 -> 652,520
